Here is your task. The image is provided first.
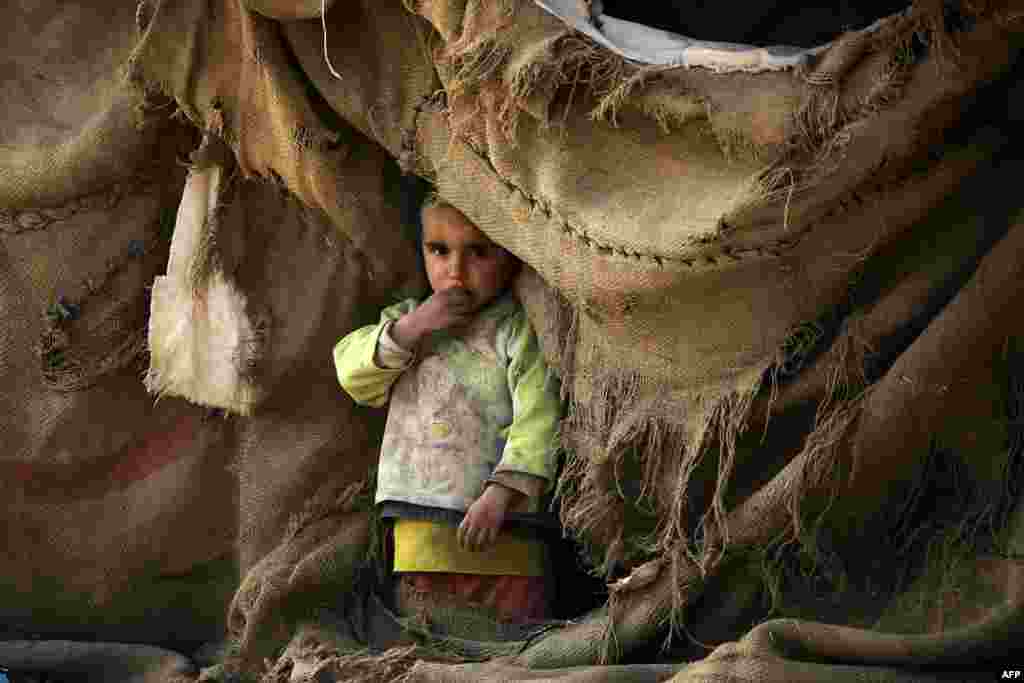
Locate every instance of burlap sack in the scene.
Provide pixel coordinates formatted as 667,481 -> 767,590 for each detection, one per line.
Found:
403,0 -> 1023,586
2,3 -> 418,678
282,0 -> 441,162
6,0 -> 1024,681
0,1 -> 240,654
141,126 -> 421,671
129,0 -> 421,296
146,153 -> 269,415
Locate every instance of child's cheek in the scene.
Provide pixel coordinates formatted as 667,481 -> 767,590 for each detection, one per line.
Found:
477,262 -> 508,297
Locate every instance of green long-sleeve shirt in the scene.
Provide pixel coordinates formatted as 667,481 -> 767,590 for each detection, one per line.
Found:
333,293 -> 560,513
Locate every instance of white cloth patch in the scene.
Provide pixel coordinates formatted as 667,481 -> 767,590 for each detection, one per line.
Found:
145,164 -> 265,415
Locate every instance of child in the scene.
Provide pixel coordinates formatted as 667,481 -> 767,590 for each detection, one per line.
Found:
333,188 -> 560,625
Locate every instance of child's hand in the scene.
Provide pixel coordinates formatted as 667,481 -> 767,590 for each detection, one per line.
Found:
417,287 -> 476,332
458,483 -> 521,551
391,288 -> 475,349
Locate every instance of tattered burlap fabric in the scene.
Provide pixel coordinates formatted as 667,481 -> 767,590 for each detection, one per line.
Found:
143,134 -> 419,672
292,1 -> 1024,679
5,0 -> 1024,681
0,0 -> 239,657
128,0 -> 422,297
1,2 -> 413,680
406,0 -> 1024,592
146,149 -> 269,415
281,0 -> 441,163
0,640 -> 198,683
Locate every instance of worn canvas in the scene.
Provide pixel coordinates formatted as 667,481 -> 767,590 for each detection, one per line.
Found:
2,1 -> 1024,681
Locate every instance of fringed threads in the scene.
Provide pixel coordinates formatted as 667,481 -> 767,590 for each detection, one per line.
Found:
701,376 -> 765,567
752,5 -> 933,210
188,199 -> 221,293
283,480 -> 371,544
785,392 -> 868,549
590,65 -> 672,127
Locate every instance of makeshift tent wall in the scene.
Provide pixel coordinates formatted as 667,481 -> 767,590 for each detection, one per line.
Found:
2,1 -> 1023,681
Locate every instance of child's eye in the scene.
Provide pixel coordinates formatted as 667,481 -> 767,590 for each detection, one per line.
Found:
428,244 -> 449,256
469,245 -> 489,259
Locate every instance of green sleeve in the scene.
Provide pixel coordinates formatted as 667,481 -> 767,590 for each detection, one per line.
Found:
333,299 -> 418,408
495,309 -> 561,491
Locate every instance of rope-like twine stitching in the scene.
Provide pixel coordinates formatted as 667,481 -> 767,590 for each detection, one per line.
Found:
457,137 -> 800,269
0,180 -> 153,235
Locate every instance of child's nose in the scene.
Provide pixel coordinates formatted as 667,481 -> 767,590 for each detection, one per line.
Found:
448,253 -> 466,277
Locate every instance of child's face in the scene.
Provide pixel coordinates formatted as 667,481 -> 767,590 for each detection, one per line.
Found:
421,204 -> 518,311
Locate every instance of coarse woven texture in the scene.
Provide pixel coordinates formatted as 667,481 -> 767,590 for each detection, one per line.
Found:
128,0 -> 422,297
0,0 -> 240,651
282,0 -> 441,162
0,0 -> 416,674
241,0 -> 337,21
142,145 -> 416,669
0,640 -> 199,683
129,1 -> 427,676
209,0 -> 1024,679
406,0 -> 1024,592
0,1 -> 157,209
7,0 -> 1024,681
225,483 -> 372,672
146,152 -> 268,416
323,1 -> 1024,678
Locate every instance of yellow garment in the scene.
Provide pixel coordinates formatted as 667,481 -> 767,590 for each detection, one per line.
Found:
393,519 -> 545,576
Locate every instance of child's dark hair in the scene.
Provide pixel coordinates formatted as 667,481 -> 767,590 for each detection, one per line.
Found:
399,173 -> 431,277
399,174 -> 450,246
398,173 -> 522,288
399,174 -> 453,280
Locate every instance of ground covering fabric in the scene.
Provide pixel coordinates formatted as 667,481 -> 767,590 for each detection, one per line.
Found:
3,0 -> 1024,682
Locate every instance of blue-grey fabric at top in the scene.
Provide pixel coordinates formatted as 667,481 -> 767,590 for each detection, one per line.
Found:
532,0 -> 912,72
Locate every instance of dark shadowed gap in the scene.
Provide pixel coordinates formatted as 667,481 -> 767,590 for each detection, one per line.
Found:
598,0 -> 910,47
547,532 -> 611,620
760,54 -> 1024,398
855,70 -> 1024,383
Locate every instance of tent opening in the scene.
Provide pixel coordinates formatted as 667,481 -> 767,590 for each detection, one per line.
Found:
598,0 -> 912,47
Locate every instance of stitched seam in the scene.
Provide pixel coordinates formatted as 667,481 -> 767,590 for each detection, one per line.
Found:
459,138 -> 798,268
0,179 -> 157,235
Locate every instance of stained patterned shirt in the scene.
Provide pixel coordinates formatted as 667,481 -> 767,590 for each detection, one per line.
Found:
333,293 -> 560,515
